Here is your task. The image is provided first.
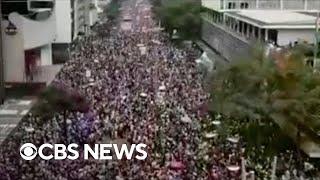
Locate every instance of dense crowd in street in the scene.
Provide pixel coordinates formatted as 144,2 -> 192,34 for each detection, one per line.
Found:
0,0 -> 319,179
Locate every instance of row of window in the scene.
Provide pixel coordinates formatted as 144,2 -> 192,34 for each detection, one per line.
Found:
223,0 -> 320,10
227,2 -> 249,9
29,1 -> 53,9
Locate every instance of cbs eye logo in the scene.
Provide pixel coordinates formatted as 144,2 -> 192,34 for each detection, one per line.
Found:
20,143 -> 37,160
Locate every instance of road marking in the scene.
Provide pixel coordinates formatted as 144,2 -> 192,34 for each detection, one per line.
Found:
17,100 -> 32,106
0,124 -> 16,128
20,110 -> 29,115
0,110 -> 19,115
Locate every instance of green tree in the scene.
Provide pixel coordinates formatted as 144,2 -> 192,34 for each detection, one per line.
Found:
34,83 -> 89,143
210,48 -> 320,157
154,0 -> 201,40
104,0 -> 121,21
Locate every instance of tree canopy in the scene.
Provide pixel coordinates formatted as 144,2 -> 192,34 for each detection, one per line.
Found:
210,48 -> 320,155
104,0 -> 121,20
154,0 -> 201,40
33,82 -> 89,121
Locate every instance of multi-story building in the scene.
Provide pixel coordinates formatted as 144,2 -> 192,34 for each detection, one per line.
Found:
1,0 -> 56,83
202,0 -> 320,11
1,0 -> 98,83
201,0 -> 320,158
0,2 -> 4,104
201,0 -> 320,62
53,0 -> 98,63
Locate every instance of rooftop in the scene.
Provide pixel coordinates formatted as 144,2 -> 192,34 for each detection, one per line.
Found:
227,10 -> 317,29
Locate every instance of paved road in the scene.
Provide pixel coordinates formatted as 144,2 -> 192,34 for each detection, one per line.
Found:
0,99 -> 35,143
119,0 -> 152,32
98,0 -> 154,178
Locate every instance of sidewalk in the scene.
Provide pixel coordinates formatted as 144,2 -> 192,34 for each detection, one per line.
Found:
0,98 -> 36,143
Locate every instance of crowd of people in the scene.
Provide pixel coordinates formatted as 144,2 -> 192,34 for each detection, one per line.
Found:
0,0 -> 319,179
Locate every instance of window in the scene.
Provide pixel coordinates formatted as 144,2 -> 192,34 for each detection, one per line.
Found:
30,1 -> 54,9
228,2 -> 236,9
240,2 -> 249,9
2,0 -> 29,17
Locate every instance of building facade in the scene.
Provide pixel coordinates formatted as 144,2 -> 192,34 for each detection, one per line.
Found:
0,1 -> 4,103
0,0 -> 99,83
1,0 -> 56,83
53,0 -> 98,63
202,0 -> 320,11
201,0 -> 320,62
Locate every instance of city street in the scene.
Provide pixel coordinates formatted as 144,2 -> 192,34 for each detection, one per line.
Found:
1,0 -> 319,179
0,0 -> 206,179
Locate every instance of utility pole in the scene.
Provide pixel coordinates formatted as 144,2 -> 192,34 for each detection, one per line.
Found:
0,0 -> 5,104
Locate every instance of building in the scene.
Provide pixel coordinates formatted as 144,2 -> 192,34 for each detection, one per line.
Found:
201,0 -> 320,62
201,0 -> 320,158
0,1 -> 4,104
1,0 -> 99,83
53,0 -> 98,63
202,0 -> 320,11
1,0 -> 56,83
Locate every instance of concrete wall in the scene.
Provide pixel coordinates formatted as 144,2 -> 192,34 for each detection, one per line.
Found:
54,0 -> 72,43
277,29 -> 314,46
40,44 -> 52,66
1,20 -> 25,82
283,0 -> 304,10
201,19 -> 251,61
8,12 -> 56,50
307,0 -> 320,10
2,10 -> 56,82
202,0 -> 221,10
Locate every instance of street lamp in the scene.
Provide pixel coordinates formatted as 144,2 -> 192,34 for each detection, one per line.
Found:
5,22 -> 18,36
